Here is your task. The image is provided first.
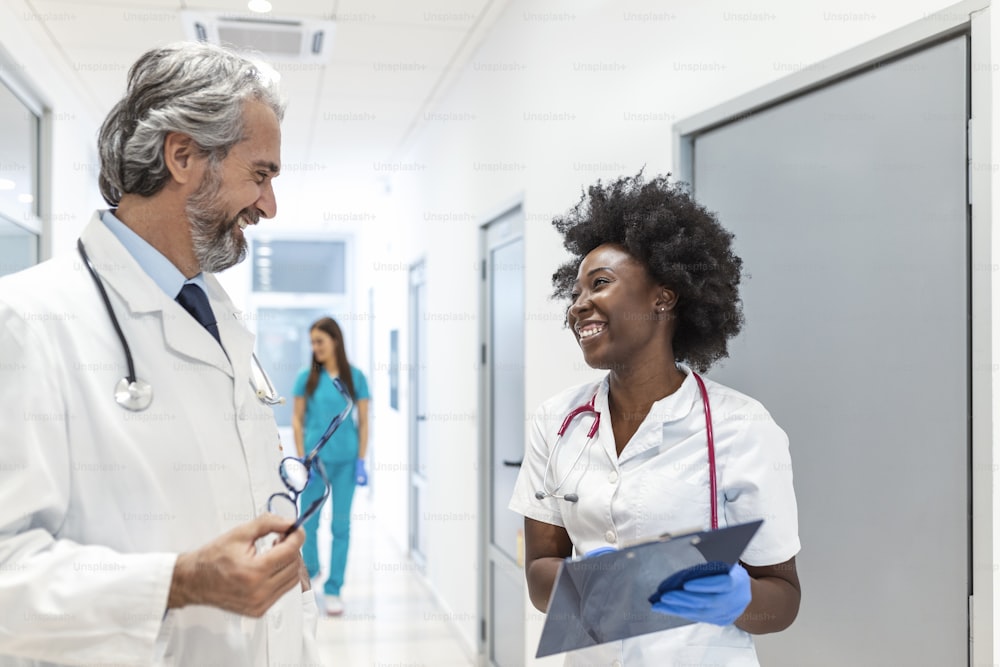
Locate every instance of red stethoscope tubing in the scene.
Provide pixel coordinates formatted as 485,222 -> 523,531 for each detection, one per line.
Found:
551,371 -> 718,529
691,372 -> 718,530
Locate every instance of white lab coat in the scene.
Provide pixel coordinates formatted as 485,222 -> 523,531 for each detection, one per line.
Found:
510,368 -> 800,667
0,213 -> 322,666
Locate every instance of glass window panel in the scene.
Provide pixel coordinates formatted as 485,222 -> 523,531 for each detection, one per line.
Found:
0,215 -> 38,278
0,80 -> 39,219
255,306 -> 329,428
253,240 -> 345,293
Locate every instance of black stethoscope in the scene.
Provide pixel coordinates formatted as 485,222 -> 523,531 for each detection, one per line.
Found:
535,371 -> 720,530
77,239 -> 285,412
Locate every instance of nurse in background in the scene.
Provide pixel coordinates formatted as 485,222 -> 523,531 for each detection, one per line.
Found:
509,172 -> 801,666
292,316 -> 370,616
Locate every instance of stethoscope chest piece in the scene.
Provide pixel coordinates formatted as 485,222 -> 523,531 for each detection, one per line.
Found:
115,377 -> 153,411
79,238 -> 283,412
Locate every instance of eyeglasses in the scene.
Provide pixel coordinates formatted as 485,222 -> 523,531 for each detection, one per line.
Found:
268,376 -> 354,535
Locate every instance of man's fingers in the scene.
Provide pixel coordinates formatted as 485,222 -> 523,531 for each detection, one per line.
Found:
246,512 -> 297,539
260,536 -> 305,585
279,525 -> 306,549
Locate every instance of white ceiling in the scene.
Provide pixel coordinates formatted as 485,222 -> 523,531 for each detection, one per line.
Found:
19,0 -> 506,208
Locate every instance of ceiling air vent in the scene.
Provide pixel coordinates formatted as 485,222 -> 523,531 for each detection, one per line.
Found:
180,11 -> 335,63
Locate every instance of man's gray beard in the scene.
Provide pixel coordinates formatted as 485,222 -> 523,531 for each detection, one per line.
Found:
186,164 -> 252,273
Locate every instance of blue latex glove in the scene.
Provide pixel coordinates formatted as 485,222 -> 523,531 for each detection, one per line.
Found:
581,546 -> 617,558
651,562 -> 752,626
355,459 -> 368,486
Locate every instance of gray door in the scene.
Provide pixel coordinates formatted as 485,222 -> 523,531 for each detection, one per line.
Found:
409,262 -> 428,565
689,37 -> 968,666
482,207 -> 525,667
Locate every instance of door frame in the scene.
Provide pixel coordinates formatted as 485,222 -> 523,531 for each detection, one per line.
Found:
478,196 -> 526,666
408,259 -> 427,570
672,1 -> 992,663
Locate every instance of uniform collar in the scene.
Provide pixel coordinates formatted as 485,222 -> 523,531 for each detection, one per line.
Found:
595,364 -> 702,465
79,212 -> 249,377
595,363 -> 699,426
99,209 -> 211,299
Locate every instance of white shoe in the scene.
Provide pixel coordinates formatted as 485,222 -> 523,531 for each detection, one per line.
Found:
324,594 -> 344,616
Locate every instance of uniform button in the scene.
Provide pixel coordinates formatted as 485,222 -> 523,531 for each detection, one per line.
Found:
608,470 -> 619,483
605,530 -> 616,543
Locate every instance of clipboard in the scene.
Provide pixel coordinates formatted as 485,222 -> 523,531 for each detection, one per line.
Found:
536,519 -> 763,658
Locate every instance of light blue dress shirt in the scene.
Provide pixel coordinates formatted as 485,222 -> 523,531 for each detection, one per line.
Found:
100,209 -> 210,297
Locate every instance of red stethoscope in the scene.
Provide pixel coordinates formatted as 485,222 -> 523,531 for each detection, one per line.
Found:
535,371 -> 719,530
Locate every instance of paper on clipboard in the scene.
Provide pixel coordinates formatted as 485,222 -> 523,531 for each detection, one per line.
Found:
536,519 -> 763,659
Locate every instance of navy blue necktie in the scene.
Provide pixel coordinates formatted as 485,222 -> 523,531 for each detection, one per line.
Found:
175,283 -> 222,345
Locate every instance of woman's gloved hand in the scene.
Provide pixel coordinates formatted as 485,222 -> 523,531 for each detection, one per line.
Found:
355,459 -> 368,486
651,562 -> 752,626
581,546 -> 617,558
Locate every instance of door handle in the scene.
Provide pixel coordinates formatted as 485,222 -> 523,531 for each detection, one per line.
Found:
502,459 -> 523,467
416,415 -> 427,421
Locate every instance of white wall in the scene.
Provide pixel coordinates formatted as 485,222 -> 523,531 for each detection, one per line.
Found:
362,0 -> 995,663
989,5 -> 1000,666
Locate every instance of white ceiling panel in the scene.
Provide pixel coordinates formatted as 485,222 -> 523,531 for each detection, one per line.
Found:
319,61 -> 445,102
21,0 -> 508,187
32,1 -> 185,50
336,0 -> 488,27
184,0 -> 336,19
326,21 -> 465,69
29,0 -> 183,9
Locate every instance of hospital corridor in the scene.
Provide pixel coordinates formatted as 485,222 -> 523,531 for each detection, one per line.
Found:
312,493 -> 472,665
1,0 -> 1000,665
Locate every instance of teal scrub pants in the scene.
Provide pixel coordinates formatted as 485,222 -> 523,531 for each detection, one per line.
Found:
301,459 -> 356,596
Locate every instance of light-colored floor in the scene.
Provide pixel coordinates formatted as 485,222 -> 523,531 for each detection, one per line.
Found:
312,491 -> 477,666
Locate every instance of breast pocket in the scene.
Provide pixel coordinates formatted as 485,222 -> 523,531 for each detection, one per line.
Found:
629,430 -> 716,538
633,475 -> 712,539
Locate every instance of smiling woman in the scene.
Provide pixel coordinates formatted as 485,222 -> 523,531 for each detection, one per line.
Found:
509,172 -> 801,667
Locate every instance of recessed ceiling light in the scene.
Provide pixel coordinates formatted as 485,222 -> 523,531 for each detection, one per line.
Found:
0,179 -> 15,190
247,0 -> 272,13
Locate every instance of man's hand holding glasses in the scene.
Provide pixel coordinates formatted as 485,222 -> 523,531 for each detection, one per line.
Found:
165,377 -> 354,616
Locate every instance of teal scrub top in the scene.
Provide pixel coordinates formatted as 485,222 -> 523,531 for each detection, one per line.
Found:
293,365 -> 370,464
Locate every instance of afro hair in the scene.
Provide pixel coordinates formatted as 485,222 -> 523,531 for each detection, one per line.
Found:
551,172 -> 744,372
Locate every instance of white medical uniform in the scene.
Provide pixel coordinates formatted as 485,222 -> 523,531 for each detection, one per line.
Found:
510,367 -> 799,667
0,213 -> 321,666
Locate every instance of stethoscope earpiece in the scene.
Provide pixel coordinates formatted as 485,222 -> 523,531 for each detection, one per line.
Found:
535,489 -> 578,503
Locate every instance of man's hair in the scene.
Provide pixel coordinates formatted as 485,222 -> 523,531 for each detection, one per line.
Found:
551,172 -> 744,372
97,42 -> 285,206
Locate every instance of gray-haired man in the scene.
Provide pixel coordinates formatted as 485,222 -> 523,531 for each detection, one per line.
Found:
0,42 -> 322,666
